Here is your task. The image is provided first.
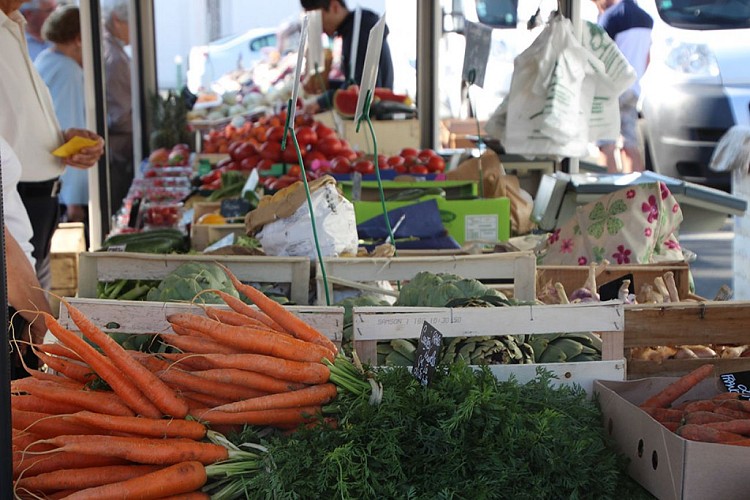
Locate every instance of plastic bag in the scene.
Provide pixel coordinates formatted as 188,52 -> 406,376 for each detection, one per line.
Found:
709,125 -> 750,173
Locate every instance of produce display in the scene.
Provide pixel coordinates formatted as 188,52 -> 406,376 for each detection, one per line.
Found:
10,264 -> 645,498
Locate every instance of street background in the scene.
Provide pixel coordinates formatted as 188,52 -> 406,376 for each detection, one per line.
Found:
680,218 -> 734,300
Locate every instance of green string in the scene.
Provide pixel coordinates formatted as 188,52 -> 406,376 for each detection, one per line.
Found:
467,69 -> 484,199
281,99 -> 332,306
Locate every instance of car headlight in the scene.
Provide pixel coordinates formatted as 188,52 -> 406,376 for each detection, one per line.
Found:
664,41 -> 720,77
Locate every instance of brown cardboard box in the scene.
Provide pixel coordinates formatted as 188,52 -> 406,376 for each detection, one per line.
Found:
316,114 -> 419,155
595,377 -> 750,500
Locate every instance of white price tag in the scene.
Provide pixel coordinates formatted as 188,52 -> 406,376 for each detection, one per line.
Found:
354,14 -> 386,124
461,21 -> 493,88
290,15 -> 310,126
306,10 -> 324,74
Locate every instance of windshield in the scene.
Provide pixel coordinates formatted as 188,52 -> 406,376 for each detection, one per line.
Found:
657,0 -> 750,30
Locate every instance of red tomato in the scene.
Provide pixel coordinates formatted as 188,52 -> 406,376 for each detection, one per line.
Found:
403,154 -> 420,167
281,144 -> 299,164
400,147 -> 419,158
418,148 -> 437,164
259,142 -> 282,162
287,164 -> 302,178
257,158 -> 275,171
353,160 -> 375,175
394,164 -> 408,174
330,156 -> 352,174
314,123 -> 336,139
305,150 -> 327,164
295,126 -> 318,148
231,142 -> 257,162
265,125 -> 286,143
386,155 -> 405,168
427,155 -> 446,173
409,164 -> 429,175
339,148 -> 358,161
239,155 -> 260,171
317,137 -> 342,158
376,154 -> 387,168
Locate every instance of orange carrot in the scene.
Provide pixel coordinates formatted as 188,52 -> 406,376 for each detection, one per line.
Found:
683,411 -> 733,425
168,313 -> 333,363
61,300 -> 189,419
161,333 -> 240,355
156,492 -> 210,500
12,394 -> 84,415
13,452 -> 129,480
717,398 -> 750,414
11,409 -> 99,438
162,352 -> 330,385
15,464 -> 162,493
676,423 -> 746,443
640,364 -> 714,408
209,288 -> 284,331
203,306 -> 281,332
706,419 -> 750,435
39,435 -> 229,465
218,264 -> 338,353
33,350 -> 96,384
190,405 -> 322,427
60,461 -> 207,499
63,411 -> 207,440
683,399 -> 717,413
11,378 -> 135,417
35,342 -> 84,361
661,421 -> 681,432
132,353 -> 269,401
713,405 -> 750,420
640,406 -> 683,423
19,369 -> 86,388
188,368 -> 306,394
208,383 -> 338,414
43,312 -> 162,419
179,391 -> 234,409
712,392 -> 742,401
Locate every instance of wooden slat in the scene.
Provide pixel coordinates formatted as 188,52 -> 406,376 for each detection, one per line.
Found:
58,297 -> 344,342
627,358 -> 750,379
78,252 -> 311,305
316,252 -> 537,305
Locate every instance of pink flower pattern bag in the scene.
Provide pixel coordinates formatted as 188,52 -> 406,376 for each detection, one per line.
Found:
540,182 -> 683,265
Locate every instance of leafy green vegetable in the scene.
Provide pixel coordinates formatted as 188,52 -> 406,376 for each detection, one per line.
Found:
395,272 -> 507,307
145,262 -> 239,304
223,364 -> 642,499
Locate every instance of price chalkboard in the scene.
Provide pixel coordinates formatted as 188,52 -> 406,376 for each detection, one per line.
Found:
719,371 -> 750,400
220,198 -> 251,218
461,21 -> 492,88
412,321 -> 443,387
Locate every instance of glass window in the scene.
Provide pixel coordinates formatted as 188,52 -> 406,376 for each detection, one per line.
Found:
656,0 -> 750,29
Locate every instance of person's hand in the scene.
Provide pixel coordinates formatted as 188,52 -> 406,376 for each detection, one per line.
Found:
63,128 -> 105,169
302,97 -> 321,115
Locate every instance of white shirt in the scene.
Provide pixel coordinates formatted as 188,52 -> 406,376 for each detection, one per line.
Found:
0,9 -> 64,182
1,136 -> 36,265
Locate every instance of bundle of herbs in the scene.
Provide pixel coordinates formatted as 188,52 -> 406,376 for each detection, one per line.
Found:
209,361 -> 645,499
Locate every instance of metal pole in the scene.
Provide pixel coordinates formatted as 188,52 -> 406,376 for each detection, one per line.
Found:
417,0 -> 440,150
132,0 -> 157,163
0,151 -> 12,500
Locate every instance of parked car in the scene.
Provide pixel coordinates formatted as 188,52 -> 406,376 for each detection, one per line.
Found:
639,0 -> 750,189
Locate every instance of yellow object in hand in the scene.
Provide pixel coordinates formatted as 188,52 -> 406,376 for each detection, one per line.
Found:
52,136 -> 100,158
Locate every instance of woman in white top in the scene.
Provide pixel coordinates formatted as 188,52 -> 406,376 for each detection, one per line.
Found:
1,135 -> 53,379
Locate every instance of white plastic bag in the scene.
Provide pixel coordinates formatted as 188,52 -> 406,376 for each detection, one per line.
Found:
709,125 -> 750,173
256,182 -> 359,260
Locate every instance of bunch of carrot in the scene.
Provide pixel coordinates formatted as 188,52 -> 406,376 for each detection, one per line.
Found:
638,363 -> 750,445
11,263 -> 345,498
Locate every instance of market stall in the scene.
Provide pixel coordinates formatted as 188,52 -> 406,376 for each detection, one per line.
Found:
7,1 -> 750,498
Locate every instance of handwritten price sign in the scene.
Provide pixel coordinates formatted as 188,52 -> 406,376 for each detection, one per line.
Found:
412,321 -> 443,387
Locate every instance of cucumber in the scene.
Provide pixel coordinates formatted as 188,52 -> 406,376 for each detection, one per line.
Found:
102,229 -> 186,248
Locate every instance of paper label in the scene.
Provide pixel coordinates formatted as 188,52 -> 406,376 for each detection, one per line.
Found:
412,321 -> 443,386
52,136 -> 99,158
354,15 -> 387,124
107,244 -> 126,252
461,21 -> 493,88
306,10 -> 324,73
289,15 -> 310,126
464,214 -> 497,241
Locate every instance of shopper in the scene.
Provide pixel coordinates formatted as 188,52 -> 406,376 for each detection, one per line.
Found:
1,135 -> 55,379
19,0 -> 56,60
300,0 -> 394,113
102,0 -> 134,217
591,0 -> 653,173
35,4 -> 89,226
0,0 -> 104,290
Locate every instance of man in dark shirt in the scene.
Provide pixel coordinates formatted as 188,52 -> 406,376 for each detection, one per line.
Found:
301,0 -> 394,113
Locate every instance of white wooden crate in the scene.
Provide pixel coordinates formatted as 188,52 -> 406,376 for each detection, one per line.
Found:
58,297 -> 344,345
78,252 -> 311,305
315,252 -> 537,305
351,300 -> 626,393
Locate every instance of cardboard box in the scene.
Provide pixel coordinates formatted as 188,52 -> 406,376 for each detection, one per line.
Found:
353,197 -> 511,244
316,114 -> 420,155
50,222 -> 87,291
595,377 -> 750,500
189,201 -> 245,251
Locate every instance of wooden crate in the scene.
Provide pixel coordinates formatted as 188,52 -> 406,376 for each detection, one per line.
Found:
58,297 -> 344,346
624,300 -> 750,378
78,252 -> 311,305
352,300 -> 626,393
190,201 -> 247,251
536,261 -> 691,301
315,251 -> 537,305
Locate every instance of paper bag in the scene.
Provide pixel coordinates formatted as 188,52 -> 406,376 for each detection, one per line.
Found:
446,150 -> 535,235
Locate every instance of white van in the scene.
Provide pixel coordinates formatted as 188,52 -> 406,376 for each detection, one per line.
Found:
638,0 -> 750,189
